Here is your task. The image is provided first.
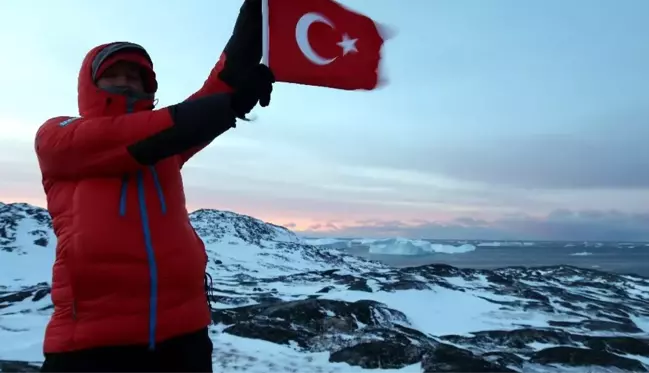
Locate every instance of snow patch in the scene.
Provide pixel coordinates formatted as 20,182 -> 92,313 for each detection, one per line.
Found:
570,251 -> 593,256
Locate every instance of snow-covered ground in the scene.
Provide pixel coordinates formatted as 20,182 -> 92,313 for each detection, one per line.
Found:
2,202 -> 649,373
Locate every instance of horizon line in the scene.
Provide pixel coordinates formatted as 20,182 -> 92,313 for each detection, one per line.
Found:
2,200 -> 648,244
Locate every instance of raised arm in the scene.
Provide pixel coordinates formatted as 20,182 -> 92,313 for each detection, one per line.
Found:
178,0 -> 263,166
36,95 -> 237,179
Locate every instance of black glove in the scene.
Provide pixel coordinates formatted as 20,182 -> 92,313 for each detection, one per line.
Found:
217,0 -> 262,89
230,64 -> 275,119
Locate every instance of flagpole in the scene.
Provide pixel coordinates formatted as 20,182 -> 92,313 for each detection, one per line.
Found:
261,0 -> 269,66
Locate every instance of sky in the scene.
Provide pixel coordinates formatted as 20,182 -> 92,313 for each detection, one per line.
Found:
0,0 -> 648,241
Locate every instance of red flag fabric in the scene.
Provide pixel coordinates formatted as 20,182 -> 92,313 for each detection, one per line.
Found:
267,0 -> 386,90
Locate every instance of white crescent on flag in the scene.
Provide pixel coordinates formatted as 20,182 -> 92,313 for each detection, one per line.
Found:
295,12 -> 338,66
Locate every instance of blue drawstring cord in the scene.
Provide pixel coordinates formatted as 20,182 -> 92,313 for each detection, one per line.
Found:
204,272 -> 214,319
149,166 -> 167,214
119,175 -> 129,216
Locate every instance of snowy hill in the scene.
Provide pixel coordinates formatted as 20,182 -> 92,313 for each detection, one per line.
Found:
1,202 -> 649,373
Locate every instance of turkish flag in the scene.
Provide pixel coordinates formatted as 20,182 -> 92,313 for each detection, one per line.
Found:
266,0 -> 387,90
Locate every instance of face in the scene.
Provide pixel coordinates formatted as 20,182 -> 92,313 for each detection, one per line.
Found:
96,60 -> 145,94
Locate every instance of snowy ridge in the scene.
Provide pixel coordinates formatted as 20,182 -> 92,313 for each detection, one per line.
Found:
1,202 -> 649,373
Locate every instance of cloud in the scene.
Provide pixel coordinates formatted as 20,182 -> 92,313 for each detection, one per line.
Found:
416,114 -> 649,189
258,106 -> 649,191
411,108 -> 649,190
298,209 -> 649,242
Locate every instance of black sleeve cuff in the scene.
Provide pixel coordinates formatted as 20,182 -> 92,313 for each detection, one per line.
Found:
127,93 -> 236,165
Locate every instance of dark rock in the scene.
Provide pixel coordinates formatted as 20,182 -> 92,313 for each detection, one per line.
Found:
212,297 -> 436,371
225,321 -> 312,348
584,336 -> 649,357
329,336 -> 430,369
0,360 -> 41,372
381,279 -> 430,292
32,288 -> 50,302
0,284 -> 50,310
517,288 -> 550,303
347,279 -> 373,292
581,319 -> 643,334
442,328 -> 579,350
485,273 -> 515,286
421,344 -> 517,372
548,319 -> 644,334
33,237 -> 48,247
480,352 -> 524,368
441,327 -> 649,370
530,346 -> 647,372
215,298 -> 408,333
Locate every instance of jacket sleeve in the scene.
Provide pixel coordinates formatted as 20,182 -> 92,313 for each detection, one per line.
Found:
178,0 -> 263,167
36,94 -> 238,179
177,54 -> 234,167
35,110 -> 174,179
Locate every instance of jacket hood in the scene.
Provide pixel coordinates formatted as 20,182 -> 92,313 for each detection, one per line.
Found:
78,42 -> 158,118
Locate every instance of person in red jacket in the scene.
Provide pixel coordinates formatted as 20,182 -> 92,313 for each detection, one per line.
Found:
34,2 -> 272,372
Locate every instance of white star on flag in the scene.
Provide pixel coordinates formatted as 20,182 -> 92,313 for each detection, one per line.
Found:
337,33 -> 358,55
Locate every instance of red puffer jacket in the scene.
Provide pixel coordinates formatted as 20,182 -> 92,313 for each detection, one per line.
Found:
34,42 -> 234,353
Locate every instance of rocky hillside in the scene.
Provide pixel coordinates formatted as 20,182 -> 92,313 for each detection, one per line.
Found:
1,202 -> 649,372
